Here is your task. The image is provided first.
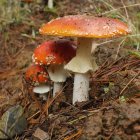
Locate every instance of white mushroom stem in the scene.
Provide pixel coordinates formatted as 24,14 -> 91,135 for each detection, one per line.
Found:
65,38 -> 98,104
73,73 -> 89,104
48,65 -> 69,97
53,82 -> 63,97
48,0 -> 53,9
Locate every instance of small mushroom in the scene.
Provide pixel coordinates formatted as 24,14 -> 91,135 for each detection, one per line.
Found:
32,39 -> 76,97
48,0 -> 53,9
25,64 -> 51,100
39,15 -> 131,104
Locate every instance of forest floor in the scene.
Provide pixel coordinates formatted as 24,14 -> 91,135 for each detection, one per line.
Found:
0,0 -> 140,139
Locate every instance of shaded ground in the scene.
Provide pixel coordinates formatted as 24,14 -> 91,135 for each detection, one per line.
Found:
0,0 -> 140,139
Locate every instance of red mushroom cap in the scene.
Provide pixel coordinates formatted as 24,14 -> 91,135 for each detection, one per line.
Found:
32,39 -> 76,66
39,15 -> 131,38
25,65 -> 49,86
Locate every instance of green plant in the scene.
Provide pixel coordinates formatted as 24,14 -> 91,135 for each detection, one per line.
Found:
0,0 -> 30,31
44,6 -> 58,16
119,96 -> 127,102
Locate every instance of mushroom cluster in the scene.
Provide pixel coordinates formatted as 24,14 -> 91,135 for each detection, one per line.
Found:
32,39 -> 76,97
25,39 -> 76,99
25,15 -> 131,104
39,15 -> 131,104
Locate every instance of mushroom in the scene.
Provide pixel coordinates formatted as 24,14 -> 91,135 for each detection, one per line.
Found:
25,64 -> 51,100
48,0 -> 53,9
39,15 -> 131,104
32,39 -> 76,97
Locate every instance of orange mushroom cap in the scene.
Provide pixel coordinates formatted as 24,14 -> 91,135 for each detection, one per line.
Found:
39,15 -> 131,38
32,39 -> 76,66
25,65 -> 49,86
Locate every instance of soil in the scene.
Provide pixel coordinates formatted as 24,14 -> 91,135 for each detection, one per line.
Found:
0,0 -> 140,139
